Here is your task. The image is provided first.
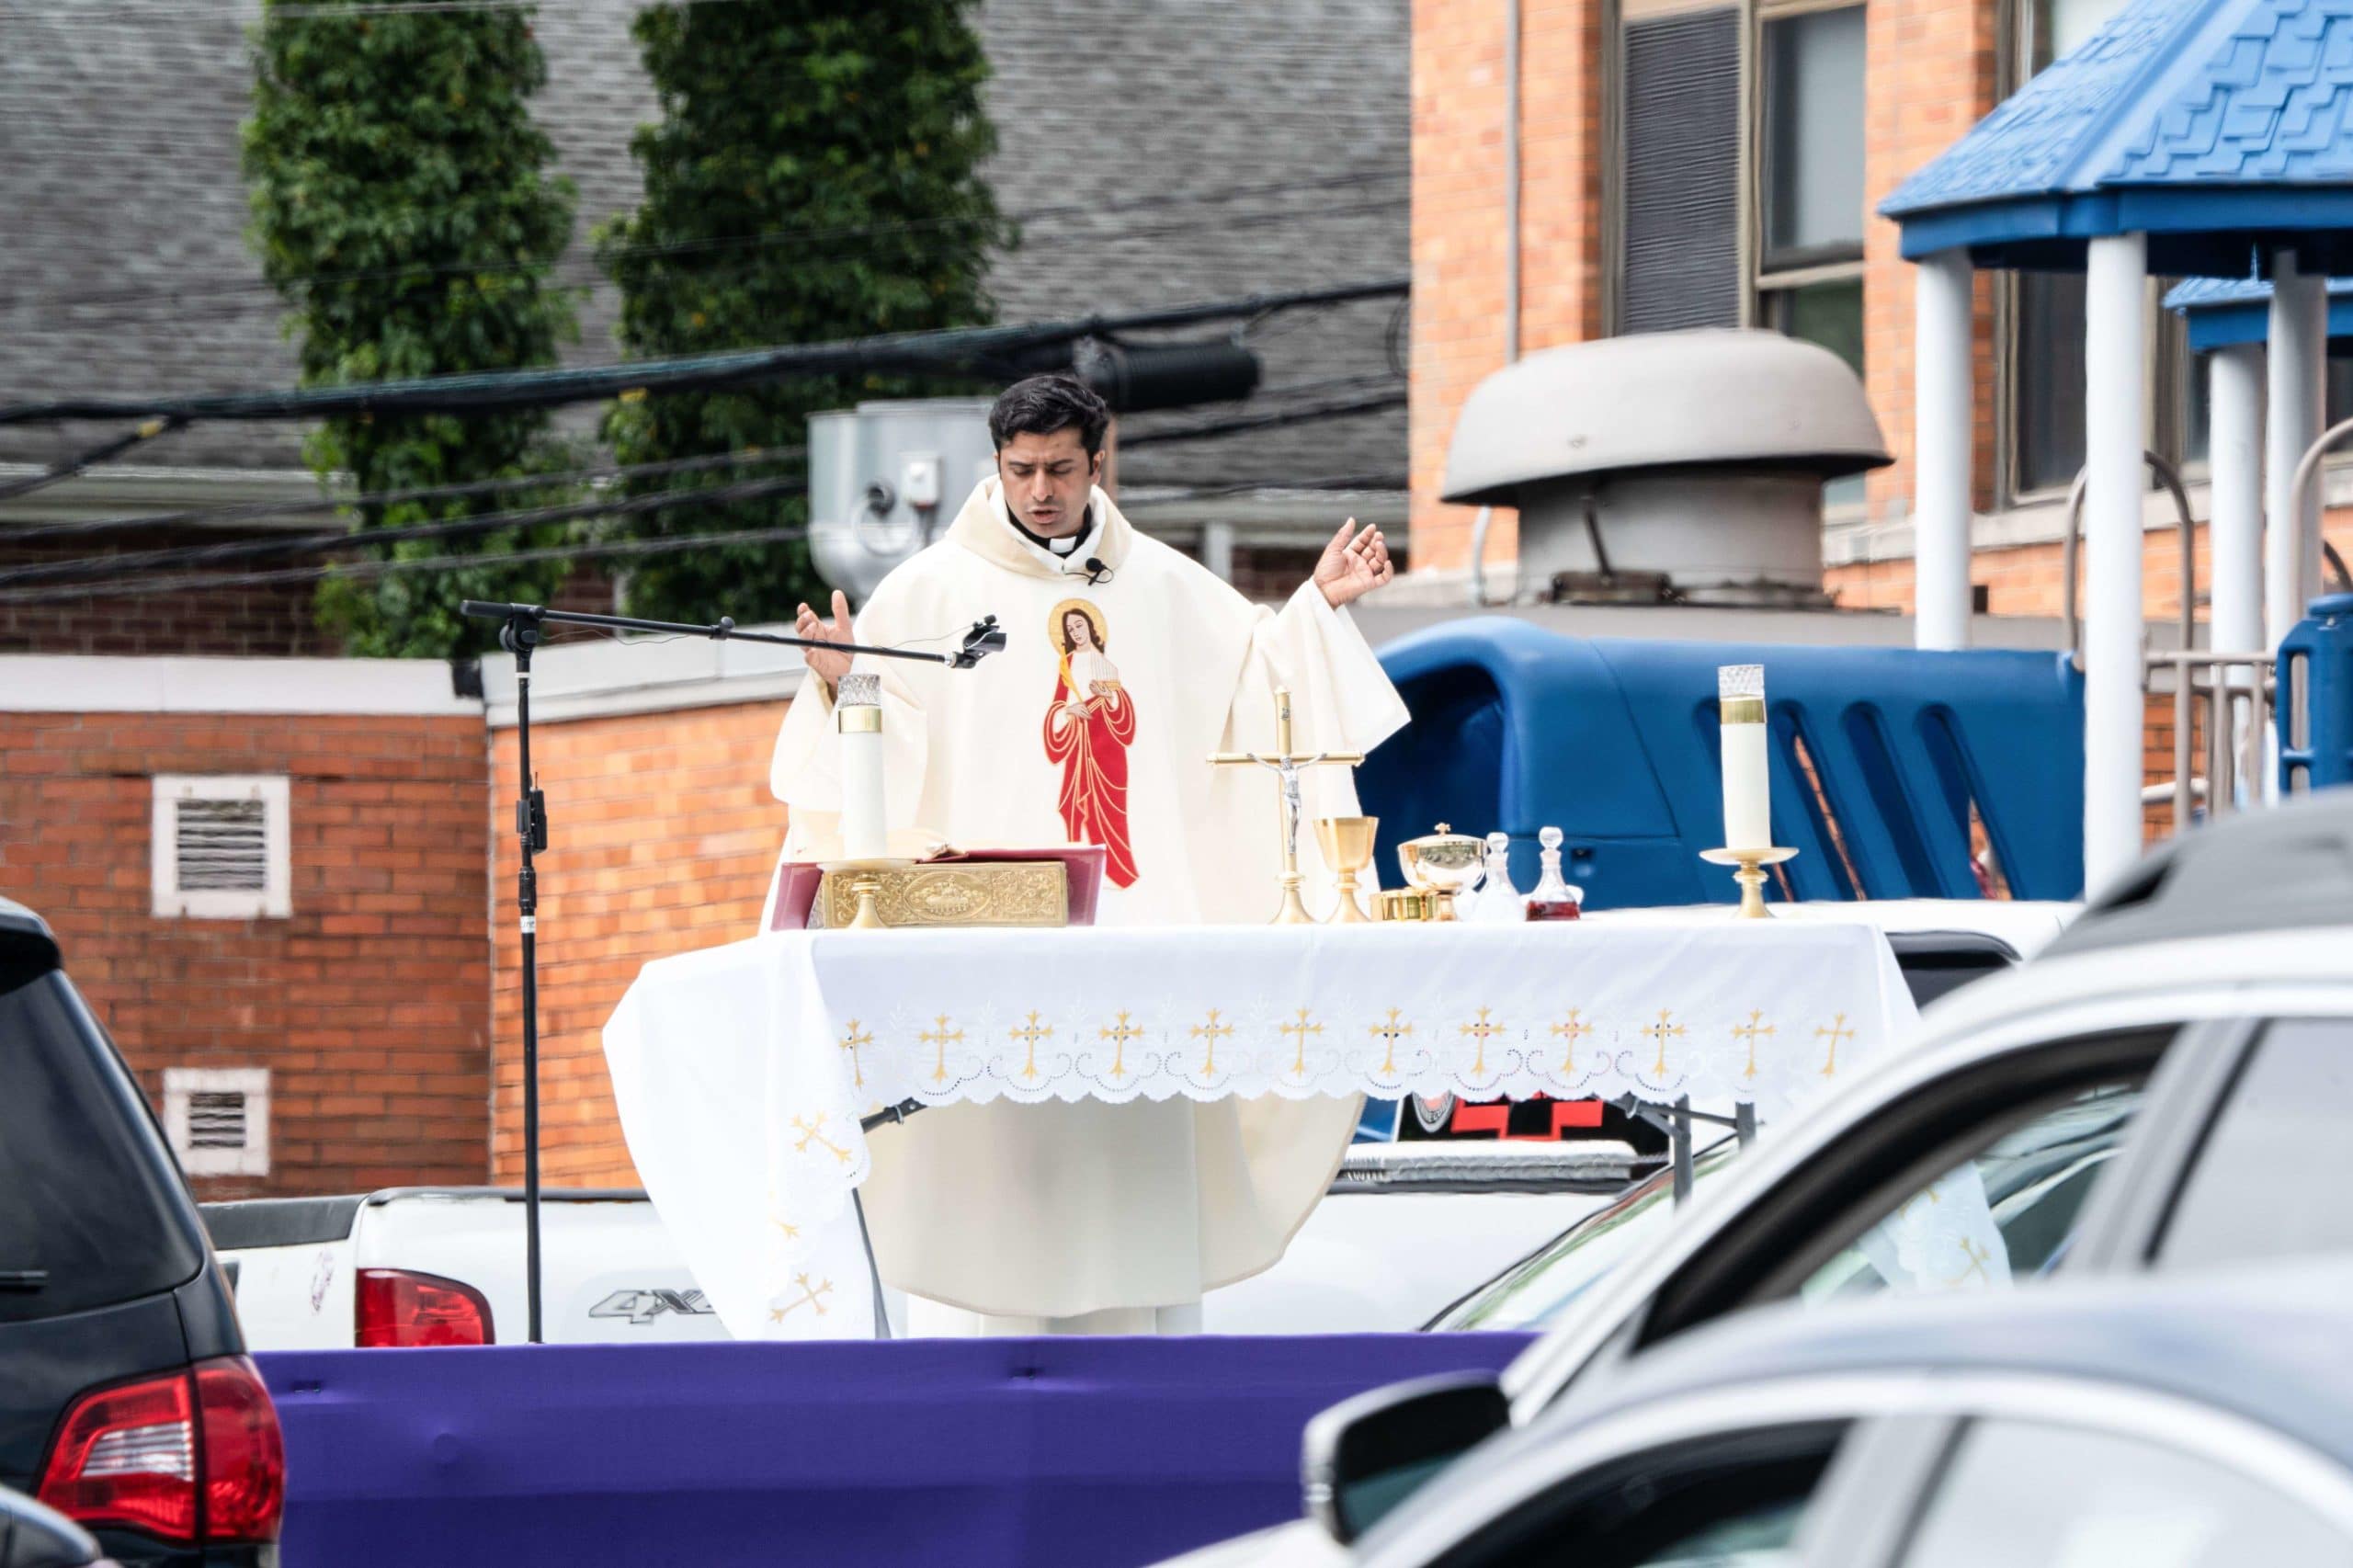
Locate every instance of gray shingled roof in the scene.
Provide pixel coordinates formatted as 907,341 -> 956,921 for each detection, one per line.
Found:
0,0 -> 1405,494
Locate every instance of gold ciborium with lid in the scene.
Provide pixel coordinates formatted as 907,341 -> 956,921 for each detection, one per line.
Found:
1394,824 -> 1485,920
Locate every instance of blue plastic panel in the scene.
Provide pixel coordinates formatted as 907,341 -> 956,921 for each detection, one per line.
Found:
1358,619 -> 2086,909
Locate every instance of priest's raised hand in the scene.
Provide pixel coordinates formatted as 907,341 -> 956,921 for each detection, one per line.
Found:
1313,517 -> 1395,608
794,589 -> 855,690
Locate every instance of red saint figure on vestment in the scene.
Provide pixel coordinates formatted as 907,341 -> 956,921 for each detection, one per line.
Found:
1041,598 -> 1138,887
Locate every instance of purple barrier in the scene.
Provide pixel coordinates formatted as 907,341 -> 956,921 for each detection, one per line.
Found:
259,1334 -> 1534,1568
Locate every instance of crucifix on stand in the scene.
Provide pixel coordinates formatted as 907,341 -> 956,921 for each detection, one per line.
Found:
1210,686 -> 1363,925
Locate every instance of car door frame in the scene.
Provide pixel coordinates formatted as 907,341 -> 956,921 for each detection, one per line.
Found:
1502,981 -> 2309,1420
2057,1014 -> 2264,1277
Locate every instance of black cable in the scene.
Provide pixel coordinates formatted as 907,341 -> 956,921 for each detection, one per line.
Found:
1118,389 -> 1407,449
0,416 -> 188,505
10,443 -> 806,546
0,277 -> 1411,428
0,523 -> 811,607
0,470 -> 808,590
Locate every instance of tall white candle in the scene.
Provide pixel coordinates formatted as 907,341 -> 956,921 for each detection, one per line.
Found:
1718,665 -> 1770,851
835,673 -> 888,862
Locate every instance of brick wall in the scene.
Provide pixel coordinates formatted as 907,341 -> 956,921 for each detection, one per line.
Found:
0,531 -> 338,656
0,709 -> 491,1198
1860,0 -> 2004,520
488,700 -> 789,1187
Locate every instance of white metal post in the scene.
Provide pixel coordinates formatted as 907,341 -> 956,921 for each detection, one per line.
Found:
2267,250 -> 2327,651
2082,233 -> 2149,892
1914,250 -> 1975,650
2209,342 -> 2267,658
2208,340 -> 2266,808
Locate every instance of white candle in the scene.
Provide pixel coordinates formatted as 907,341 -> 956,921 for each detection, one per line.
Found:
836,673 -> 888,862
1718,665 -> 1770,851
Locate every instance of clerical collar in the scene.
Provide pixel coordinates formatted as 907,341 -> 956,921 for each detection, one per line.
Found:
1005,496 -> 1093,559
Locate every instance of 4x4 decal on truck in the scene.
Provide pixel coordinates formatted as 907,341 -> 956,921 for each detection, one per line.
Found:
588,1288 -> 715,1324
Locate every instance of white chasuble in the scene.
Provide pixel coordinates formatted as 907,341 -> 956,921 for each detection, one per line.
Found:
766,477 -> 1410,1320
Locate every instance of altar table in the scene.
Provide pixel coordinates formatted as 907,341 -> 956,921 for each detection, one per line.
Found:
603,915 -> 1916,1338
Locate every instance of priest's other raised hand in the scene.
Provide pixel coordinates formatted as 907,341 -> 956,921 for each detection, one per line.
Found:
795,589 -> 855,690
1313,517 -> 1394,609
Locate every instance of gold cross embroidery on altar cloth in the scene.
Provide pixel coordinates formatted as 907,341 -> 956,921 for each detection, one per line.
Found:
1188,1009 -> 1234,1075
1369,1007 -> 1413,1075
1730,1010 -> 1774,1078
1548,1009 -> 1592,1075
918,1014 -> 963,1085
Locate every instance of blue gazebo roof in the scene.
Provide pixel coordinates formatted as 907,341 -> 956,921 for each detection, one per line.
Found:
1882,0 -> 2353,274
2165,272 -> 2353,347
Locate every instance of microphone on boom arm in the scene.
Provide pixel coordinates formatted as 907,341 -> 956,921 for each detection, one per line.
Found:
950,616 -> 1007,669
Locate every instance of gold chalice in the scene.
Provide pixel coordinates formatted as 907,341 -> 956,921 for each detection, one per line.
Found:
1313,816 -> 1379,923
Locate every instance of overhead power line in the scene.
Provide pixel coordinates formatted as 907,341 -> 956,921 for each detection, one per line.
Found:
0,417 -> 187,503
11,443 -> 806,544
0,276 -> 1412,428
0,523 -> 810,608
0,471 -> 809,591
1119,387 -> 1407,449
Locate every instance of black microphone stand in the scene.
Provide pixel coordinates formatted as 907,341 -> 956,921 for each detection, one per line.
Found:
460,597 -> 1003,1345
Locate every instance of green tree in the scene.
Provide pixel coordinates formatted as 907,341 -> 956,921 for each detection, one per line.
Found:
244,1 -> 582,658
597,0 -> 1007,624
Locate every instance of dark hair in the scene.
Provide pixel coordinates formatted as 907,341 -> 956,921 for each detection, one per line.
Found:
988,373 -> 1111,456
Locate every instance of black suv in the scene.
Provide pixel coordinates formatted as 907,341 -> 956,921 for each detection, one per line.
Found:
0,898 -> 281,1564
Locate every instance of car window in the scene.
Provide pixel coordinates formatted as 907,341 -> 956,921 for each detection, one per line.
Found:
1795,1082 -> 2144,1304
1438,1422 -> 1847,1568
2156,1019 -> 2353,1272
0,969 -> 204,1323
1430,1412 -> 1854,1562
1897,1418 -> 2351,1567
1432,1145 -> 1742,1331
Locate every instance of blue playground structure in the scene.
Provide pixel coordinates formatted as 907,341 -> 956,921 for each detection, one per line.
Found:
1358,619 -> 2087,910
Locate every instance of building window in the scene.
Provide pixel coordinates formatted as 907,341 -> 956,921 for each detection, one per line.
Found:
1614,3 -> 1745,334
1610,0 -> 1867,352
162,1067 -> 271,1177
152,775 -> 291,921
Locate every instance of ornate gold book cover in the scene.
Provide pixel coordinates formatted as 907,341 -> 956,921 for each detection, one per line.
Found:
817,861 -> 1069,928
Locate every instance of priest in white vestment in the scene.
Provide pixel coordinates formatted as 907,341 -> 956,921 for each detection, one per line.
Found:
767,374 -> 1409,1335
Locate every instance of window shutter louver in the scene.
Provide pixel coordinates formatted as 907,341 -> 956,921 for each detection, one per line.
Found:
1620,8 -> 1743,335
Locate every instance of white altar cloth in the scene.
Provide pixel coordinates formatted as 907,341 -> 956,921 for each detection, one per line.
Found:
603,914 -> 1918,1339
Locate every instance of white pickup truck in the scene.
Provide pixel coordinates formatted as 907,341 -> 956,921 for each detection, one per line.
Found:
205,1142 -> 1644,1347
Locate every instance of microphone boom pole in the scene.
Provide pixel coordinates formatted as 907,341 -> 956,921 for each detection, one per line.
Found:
460,597 -> 1001,1346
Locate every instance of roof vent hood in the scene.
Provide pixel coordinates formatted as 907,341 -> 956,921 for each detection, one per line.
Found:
1442,329 -> 1891,608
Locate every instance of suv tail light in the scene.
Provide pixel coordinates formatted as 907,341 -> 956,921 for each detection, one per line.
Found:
36,1356 -> 286,1544
357,1267 -> 494,1346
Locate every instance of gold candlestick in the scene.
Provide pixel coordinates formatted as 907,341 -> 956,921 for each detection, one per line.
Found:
1313,816 -> 1378,923
1699,846 -> 1798,919
1210,687 -> 1363,926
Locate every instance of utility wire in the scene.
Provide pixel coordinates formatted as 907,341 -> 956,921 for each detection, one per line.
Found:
0,472 -> 807,590
0,275 -> 1410,426
0,417 -> 188,503
9,443 -> 805,543
0,524 -> 810,607
1119,389 -> 1407,449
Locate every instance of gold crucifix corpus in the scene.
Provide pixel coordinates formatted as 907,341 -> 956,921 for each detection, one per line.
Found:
1209,686 -> 1364,924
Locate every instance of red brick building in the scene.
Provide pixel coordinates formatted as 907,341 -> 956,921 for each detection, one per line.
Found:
1408,0 -> 2353,619
0,657 -> 492,1197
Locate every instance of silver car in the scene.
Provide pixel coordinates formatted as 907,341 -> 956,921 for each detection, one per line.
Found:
1169,791 -> 2353,1566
